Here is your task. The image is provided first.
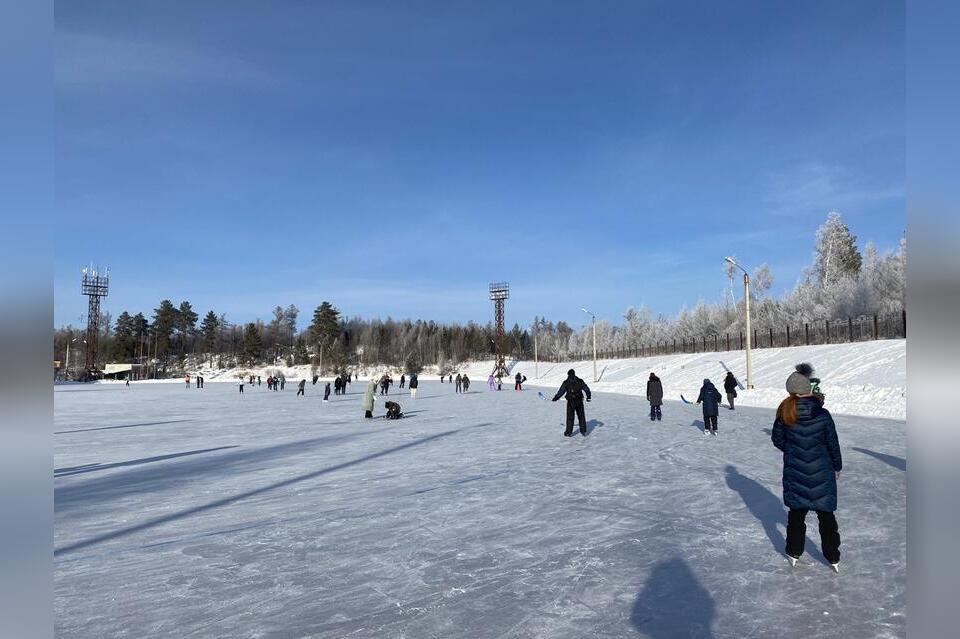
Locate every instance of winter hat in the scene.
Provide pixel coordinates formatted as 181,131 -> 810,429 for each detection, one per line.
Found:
785,363 -> 814,395
568,369 -> 576,376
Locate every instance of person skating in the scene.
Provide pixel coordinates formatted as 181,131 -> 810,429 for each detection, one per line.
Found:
125,378 -> 130,387
297,379 -> 306,397
312,374 -> 319,386
488,374 -> 496,390
257,376 -> 261,386
324,382 -> 331,402
515,372 -> 526,391
448,374 -> 452,384
455,373 -> 463,393
772,363 -> 842,572
362,377 -> 377,418
409,372 -> 419,399
334,377 -> 342,396
280,376 -> 285,390
552,369 -> 592,437
266,376 -> 273,391
462,374 -> 470,392
496,375 -> 502,391
646,372 -> 663,421
399,374 -> 406,389
724,371 -> 739,410
185,374 -> 191,389
696,378 -> 722,435
384,400 -> 403,420
238,377 -> 245,394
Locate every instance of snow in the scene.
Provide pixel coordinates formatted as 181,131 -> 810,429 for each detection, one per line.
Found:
456,340 -> 906,420
55,380 -> 905,638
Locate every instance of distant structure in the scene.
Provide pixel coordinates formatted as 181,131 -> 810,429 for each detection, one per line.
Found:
489,282 -> 510,378
81,265 -> 109,377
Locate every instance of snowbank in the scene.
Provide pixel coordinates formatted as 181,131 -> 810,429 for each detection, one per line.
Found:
456,340 -> 906,420
97,340 -> 905,419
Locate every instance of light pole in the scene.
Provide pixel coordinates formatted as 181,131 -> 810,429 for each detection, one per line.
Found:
725,257 -> 753,389
581,308 -> 597,383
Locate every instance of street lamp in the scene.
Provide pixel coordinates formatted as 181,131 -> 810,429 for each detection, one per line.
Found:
581,308 -> 597,383
725,257 -> 754,389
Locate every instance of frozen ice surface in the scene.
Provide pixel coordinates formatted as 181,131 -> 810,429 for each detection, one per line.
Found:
55,382 -> 905,638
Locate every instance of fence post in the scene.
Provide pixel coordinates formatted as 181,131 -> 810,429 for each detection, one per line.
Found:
726,333 -> 730,351
825,320 -> 830,344
714,334 -> 718,351
673,339 -> 676,353
753,329 -> 758,350
873,315 -> 879,339
786,325 -> 791,346
739,332 -> 743,350
703,336 -> 706,352
769,327 -> 773,348
804,323 -> 809,345
848,317 -> 853,342
902,309 -> 906,337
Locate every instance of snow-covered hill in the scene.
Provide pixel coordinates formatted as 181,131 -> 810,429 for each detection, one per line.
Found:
107,340 -> 905,420
457,340 -> 906,420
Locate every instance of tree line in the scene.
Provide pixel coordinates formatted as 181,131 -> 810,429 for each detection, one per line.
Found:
54,211 -> 904,376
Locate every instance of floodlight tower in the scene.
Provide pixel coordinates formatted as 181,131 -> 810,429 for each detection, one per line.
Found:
81,264 -> 109,376
489,282 -> 510,378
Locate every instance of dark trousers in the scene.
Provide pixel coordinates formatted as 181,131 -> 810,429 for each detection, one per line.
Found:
565,401 -> 587,435
727,393 -> 736,409
239,386 -> 244,393
297,388 -> 304,396
704,415 -> 718,431
650,404 -> 661,420
324,391 -> 330,400
364,410 -> 373,418
786,509 -> 841,563
456,383 -> 462,393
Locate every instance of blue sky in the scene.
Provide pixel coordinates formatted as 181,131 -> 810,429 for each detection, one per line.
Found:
54,1 -> 904,331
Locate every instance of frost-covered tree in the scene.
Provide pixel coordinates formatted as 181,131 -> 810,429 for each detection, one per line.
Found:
812,211 -> 862,286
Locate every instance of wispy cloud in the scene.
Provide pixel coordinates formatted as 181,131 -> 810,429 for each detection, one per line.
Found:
56,31 -> 284,92
764,163 -> 903,217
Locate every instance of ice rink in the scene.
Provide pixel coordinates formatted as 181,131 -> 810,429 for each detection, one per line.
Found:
54,380 -> 905,638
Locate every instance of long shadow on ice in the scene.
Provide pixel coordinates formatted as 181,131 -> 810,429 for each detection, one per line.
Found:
56,431 -> 380,513
54,446 -> 238,477
631,557 -> 715,638
724,465 -> 827,564
55,422 -> 492,556
852,447 -> 906,471
55,419 -> 193,435
691,419 -> 706,433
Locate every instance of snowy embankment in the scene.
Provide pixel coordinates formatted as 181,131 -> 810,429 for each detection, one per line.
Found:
103,340 -> 905,420
458,340 -> 906,420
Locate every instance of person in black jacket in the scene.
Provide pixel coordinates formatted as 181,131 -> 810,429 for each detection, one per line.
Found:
384,400 -> 403,419
646,373 -> 663,421
552,369 -> 592,437
723,371 -> 739,410
772,363 -> 842,571
296,379 -> 306,397
399,374 -> 406,389
455,373 -> 463,393
409,372 -> 419,399
515,372 -> 524,391
696,378 -> 722,435
323,382 -> 331,402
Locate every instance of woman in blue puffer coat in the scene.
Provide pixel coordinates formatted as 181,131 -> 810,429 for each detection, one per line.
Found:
772,363 -> 843,572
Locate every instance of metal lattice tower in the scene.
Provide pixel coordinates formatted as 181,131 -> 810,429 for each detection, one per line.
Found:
81,265 -> 109,376
489,282 -> 510,378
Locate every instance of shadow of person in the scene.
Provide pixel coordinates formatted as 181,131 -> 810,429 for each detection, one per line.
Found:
691,419 -> 705,433
724,465 -> 827,564
584,419 -> 604,436
852,447 -> 906,471
631,557 -> 715,638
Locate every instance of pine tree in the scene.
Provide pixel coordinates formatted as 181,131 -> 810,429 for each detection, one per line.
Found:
200,311 -> 220,361
243,323 -> 264,364
113,311 -> 136,360
309,301 -> 341,348
152,300 -> 179,363
813,211 -> 862,286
